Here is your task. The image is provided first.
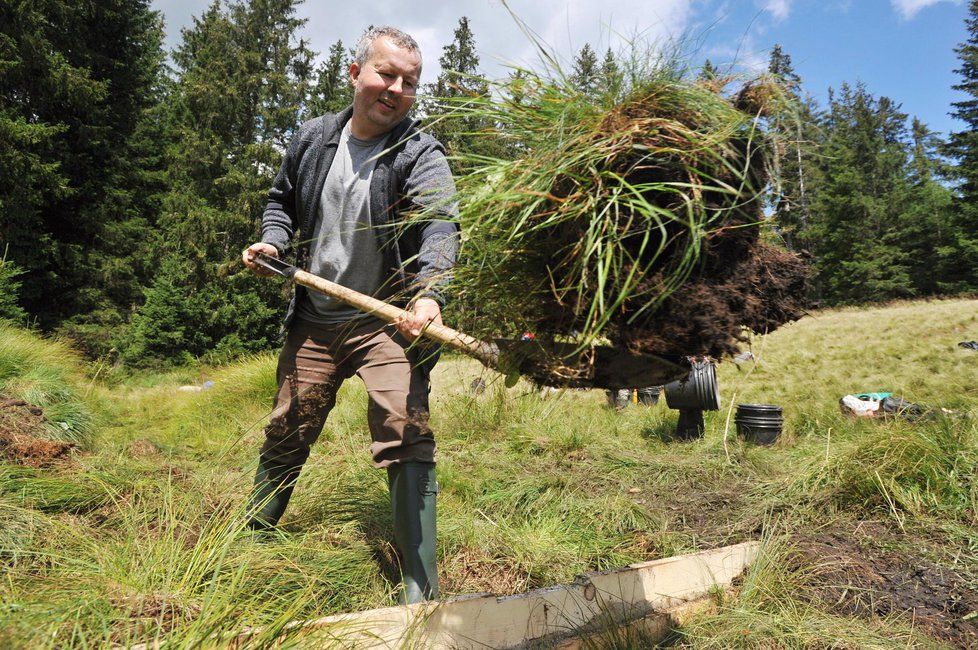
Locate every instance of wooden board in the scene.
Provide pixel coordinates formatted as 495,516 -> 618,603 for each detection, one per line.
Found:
223,541 -> 760,649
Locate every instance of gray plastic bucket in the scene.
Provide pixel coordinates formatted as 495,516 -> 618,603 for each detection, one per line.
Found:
664,361 -> 720,411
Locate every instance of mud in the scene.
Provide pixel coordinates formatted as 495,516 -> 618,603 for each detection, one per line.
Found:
617,242 -> 810,358
792,522 -> 978,648
0,396 -> 74,467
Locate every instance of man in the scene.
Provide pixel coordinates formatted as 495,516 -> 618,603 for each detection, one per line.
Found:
241,26 -> 458,604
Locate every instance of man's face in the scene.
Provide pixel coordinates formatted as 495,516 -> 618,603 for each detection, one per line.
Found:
349,36 -> 421,139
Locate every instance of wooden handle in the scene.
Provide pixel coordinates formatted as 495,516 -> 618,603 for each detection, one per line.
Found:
292,270 -> 497,365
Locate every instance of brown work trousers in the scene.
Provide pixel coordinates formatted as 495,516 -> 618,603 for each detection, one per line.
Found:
259,317 -> 436,473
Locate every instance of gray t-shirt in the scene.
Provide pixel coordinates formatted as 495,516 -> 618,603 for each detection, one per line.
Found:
297,124 -> 389,323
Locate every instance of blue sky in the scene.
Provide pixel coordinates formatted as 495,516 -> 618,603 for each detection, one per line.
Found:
151,0 -> 970,138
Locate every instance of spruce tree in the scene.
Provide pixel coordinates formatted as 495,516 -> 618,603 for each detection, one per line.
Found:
943,0 -> 978,291
807,83 -> 916,303
571,43 -> 599,96
599,47 -> 622,99
699,59 -> 719,81
429,17 -> 482,100
768,44 -> 801,90
423,17 -> 494,169
765,43 -> 817,251
128,0 -> 312,363
308,40 -> 353,116
904,118 -> 956,294
0,0 -> 167,343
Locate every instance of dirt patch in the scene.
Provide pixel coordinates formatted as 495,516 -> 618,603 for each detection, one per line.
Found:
109,591 -> 201,643
0,397 -> 75,467
440,546 -> 528,596
792,522 -> 978,648
636,479 -> 759,550
128,439 -> 160,458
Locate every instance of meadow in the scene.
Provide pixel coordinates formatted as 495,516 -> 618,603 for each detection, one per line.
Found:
1,298 -> 977,648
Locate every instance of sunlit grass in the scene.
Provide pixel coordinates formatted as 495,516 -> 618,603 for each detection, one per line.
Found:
0,299 -> 975,646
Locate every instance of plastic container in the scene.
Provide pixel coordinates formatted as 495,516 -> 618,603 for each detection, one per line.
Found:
735,403 -> 783,445
637,386 -> 661,406
664,361 -> 720,411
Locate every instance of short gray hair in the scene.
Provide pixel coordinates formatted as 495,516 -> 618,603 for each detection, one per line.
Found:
354,26 -> 422,69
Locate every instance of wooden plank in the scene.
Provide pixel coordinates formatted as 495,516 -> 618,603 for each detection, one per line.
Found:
553,594 -> 720,649
225,541 -> 759,649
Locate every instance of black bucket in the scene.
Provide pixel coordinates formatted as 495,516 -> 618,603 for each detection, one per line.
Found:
735,403 -> 783,445
637,386 -> 661,406
664,361 -> 720,411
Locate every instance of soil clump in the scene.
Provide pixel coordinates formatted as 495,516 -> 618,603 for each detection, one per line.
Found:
454,77 -> 809,363
792,521 -> 978,647
0,396 -> 75,467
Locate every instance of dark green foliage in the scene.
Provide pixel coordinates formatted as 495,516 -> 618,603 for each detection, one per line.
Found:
943,0 -> 978,291
906,119 -> 957,295
600,48 -> 622,98
0,254 -> 27,323
805,84 -> 917,302
423,17 -> 501,168
765,44 -> 817,251
122,258 -> 210,366
802,80 -> 961,304
121,0 -> 310,364
698,59 -> 719,82
308,39 -> 353,117
768,44 -> 800,89
0,0 -> 167,331
571,43 -> 599,95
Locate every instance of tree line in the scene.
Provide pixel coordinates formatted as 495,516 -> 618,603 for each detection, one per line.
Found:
2,0 -> 977,366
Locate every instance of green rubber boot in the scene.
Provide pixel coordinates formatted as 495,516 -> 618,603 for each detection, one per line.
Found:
387,462 -> 438,603
246,457 -> 299,531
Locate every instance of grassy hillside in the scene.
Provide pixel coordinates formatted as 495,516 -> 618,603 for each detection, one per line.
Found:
1,300 -> 977,647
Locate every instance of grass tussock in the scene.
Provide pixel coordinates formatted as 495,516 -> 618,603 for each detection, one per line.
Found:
441,45 -> 807,359
0,321 -> 95,443
803,416 -> 978,522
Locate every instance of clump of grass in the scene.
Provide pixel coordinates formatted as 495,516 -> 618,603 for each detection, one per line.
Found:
436,41 -> 805,359
0,321 -> 95,443
0,466 -> 118,513
801,415 -> 978,522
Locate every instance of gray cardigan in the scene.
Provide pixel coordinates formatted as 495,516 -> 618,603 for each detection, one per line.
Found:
261,107 -> 460,329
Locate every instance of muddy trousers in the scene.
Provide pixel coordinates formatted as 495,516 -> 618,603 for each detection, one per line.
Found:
246,317 -> 439,602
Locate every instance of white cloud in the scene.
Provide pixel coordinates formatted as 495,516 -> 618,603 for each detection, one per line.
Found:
760,0 -> 791,21
153,0 -> 696,83
705,39 -> 769,76
890,0 -> 961,20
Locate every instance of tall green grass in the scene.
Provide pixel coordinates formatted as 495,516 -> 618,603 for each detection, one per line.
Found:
0,321 -> 95,443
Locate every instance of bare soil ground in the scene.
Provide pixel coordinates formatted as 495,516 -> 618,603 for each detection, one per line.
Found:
0,396 -> 74,467
793,522 -> 978,648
